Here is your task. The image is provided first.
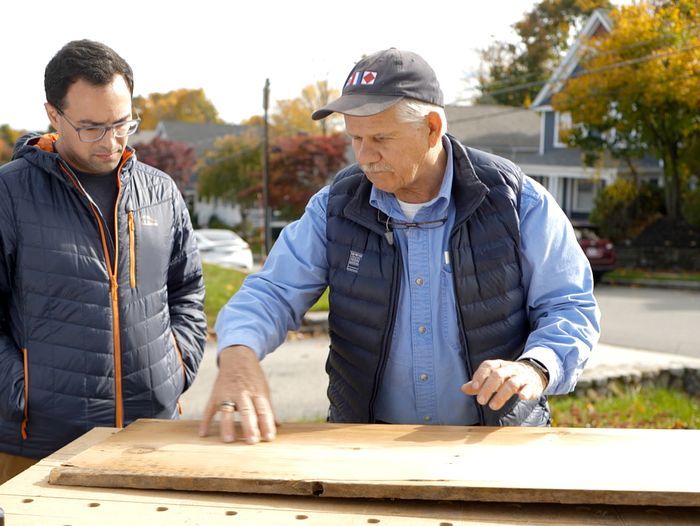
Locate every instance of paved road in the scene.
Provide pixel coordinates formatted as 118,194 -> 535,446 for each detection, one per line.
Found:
181,337 -> 329,422
595,284 -> 700,358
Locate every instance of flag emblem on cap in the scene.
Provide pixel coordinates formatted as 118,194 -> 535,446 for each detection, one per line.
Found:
361,71 -> 377,85
346,71 -> 361,87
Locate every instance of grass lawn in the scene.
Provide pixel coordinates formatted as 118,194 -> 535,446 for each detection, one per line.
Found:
550,387 -> 700,429
202,263 -> 329,328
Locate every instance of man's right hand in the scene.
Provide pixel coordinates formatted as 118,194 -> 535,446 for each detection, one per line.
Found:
198,345 -> 277,444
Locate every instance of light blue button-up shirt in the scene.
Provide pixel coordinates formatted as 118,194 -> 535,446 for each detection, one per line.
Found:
215,138 -> 601,425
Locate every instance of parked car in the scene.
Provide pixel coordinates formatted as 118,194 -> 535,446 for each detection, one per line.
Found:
573,223 -> 616,284
193,229 -> 254,271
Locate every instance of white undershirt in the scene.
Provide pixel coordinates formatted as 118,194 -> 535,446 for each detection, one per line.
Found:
396,196 -> 440,221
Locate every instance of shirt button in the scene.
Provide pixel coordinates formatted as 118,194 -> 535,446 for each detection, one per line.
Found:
415,277 -> 424,286
423,415 -> 432,422
418,325 -> 426,334
419,373 -> 429,381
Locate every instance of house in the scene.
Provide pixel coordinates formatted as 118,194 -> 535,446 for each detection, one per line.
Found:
448,9 -> 662,221
527,8 -> 662,220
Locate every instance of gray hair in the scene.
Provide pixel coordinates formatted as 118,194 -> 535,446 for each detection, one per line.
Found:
392,99 -> 447,136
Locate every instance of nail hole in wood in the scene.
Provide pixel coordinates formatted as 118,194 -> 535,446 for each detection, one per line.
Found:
22,498 -> 33,503
311,481 -> 324,496
156,506 -> 168,512
295,515 -> 308,520
439,523 -> 454,526
88,502 -> 100,508
367,519 -> 380,524
225,510 -> 238,516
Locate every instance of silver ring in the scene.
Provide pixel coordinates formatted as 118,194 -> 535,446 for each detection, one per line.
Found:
219,400 -> 237,413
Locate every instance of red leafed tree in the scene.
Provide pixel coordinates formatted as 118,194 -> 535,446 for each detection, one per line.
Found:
268,134 -> 347,219
0,138 -> 11,166
133,138 -> 196,194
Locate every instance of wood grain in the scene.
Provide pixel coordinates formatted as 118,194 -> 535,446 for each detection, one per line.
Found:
46,419 -> 700,507
0,427 -> 698,525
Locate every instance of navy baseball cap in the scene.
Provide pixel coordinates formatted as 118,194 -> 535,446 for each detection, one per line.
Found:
311,48 -> 444,120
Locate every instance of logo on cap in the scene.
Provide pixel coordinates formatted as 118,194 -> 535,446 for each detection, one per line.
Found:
346,71 -> 378,87
361,71 -> 377,85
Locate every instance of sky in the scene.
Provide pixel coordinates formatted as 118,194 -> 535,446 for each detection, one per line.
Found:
1,0 -> 627,131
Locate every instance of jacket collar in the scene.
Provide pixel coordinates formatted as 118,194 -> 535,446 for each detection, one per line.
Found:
13,132 -> 136,185
445,134 -> 489,227
341,134 -> 489,231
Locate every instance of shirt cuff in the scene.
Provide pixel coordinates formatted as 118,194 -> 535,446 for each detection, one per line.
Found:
518,347 -> 562,394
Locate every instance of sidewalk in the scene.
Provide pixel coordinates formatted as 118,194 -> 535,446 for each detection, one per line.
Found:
180,333 -> 700,423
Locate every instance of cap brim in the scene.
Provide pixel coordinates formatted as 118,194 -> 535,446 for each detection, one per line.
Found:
311,94 -> 404,120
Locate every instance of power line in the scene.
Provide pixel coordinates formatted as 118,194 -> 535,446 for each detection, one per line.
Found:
449,70 -> 700,126
483,43 -> 700,98
476,24 -> 700,96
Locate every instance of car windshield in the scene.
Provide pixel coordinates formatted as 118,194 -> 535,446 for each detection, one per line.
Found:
574,227 -> 600,242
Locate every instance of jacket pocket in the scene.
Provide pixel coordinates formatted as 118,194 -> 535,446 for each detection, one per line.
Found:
21,348 -> 29,439
171,332 -> 186,388
128,211 -> 136,288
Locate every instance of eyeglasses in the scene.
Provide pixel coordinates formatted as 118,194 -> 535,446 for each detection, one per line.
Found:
56,108 -> 140,143
377,209 -> 447,230
377,209 -> 447,246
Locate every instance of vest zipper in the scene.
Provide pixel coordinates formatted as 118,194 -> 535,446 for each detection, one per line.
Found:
368,245 -> 402,422
128,211 -> 136,288
60,161 -> 127,428
21,348 -> 29,439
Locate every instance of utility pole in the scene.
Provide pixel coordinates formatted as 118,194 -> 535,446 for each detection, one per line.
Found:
262,78 -> 271,257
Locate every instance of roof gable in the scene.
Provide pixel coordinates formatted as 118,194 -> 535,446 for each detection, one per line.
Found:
531,9 -> 613,110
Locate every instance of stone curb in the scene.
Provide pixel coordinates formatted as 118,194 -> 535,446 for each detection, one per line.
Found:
573,367 -> 700,400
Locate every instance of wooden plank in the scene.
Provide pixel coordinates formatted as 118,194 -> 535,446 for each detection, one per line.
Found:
2,428 -> 699,526
47,419 -> 700,507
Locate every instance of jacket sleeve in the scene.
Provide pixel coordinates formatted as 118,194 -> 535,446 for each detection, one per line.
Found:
0,177 -> 26,422
167,188 -> 207,392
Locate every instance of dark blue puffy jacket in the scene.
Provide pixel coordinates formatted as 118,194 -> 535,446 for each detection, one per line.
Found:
0,133 -> 207,458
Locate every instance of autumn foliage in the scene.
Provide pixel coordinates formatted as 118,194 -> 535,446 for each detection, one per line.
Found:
134,89 -> 223,130
198,132 -> 347,222
553,0 -> 700,220
133,138 -> 196,194
477,0 -> 612,106
268,134 -> 347,218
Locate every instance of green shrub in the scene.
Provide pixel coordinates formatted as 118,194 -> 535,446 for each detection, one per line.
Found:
682,187 -> 700,227
590,180 -> 664,241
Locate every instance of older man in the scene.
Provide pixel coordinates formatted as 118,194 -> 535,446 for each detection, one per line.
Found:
200,48 -> 599,444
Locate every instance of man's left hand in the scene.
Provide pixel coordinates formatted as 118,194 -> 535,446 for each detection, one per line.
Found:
461,359 -> 547,410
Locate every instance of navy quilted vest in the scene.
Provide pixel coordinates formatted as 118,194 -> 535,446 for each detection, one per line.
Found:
325,136 -> 549,426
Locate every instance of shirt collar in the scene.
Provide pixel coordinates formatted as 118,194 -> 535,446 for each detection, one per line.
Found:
370,135 -> 454,220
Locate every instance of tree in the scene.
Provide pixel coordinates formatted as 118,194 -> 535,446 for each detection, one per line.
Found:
245,81 -> 342,137
267,133 -> 347,219
476,0 -> 612,107
134,89 -> 223,130
0,124 -> 27,165
0,138 -> 11,165
196,132 -> 262,231
553,0 -> 700,220
132,138 -> 196,194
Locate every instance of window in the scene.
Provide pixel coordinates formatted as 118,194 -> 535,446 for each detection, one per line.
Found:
573,179 -> 597,213
554,112 -> 573,148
